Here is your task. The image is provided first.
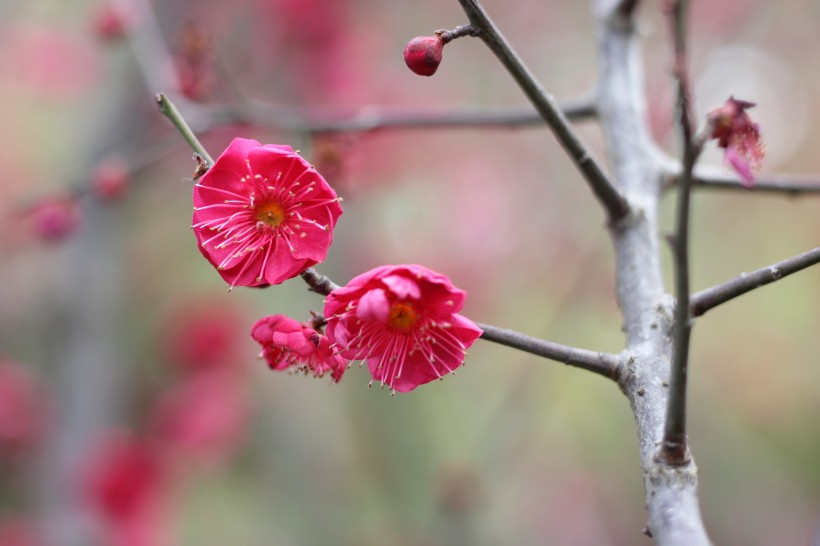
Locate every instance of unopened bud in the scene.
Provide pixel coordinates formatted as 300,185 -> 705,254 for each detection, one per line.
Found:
403,35 -> 445,77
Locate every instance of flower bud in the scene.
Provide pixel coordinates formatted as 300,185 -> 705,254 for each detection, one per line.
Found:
403,35 -> 444,77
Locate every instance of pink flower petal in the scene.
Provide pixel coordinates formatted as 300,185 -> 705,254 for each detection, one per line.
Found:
382,274 -> 421,299
357,289 -> 389,323
725,145 -> 754,187
191,138 -> 342,288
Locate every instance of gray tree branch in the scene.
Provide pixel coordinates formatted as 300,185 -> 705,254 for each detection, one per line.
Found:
691,246 -> 820,317
456,0 -> 631,224
593,0 -> 712,542
662,162 -> 820,196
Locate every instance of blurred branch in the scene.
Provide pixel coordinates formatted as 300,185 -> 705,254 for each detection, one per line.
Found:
201,96 -> 597,134
690,246 -> 820,318
475,323 -> 621,380
156,93 -> 214,166
122,0 -> 180,95
456,0 -> 630,224
614,0 -> 641,20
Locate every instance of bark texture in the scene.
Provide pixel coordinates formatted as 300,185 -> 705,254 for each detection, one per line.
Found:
593,2 -> 712,543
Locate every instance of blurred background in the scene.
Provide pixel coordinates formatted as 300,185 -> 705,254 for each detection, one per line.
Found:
1,0 -> 819,545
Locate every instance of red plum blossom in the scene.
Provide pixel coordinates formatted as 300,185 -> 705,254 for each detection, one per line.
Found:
192,138 -> 343,289
324,265 -> 482,393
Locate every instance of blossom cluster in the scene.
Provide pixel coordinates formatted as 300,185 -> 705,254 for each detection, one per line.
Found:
252,265 -> 483,393
194,139 -> 482,393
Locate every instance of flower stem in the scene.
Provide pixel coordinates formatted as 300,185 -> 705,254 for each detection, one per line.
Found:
156,93 -> 214,166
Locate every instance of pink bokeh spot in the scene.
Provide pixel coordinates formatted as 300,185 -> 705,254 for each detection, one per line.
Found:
0,361 -> 46,458
92,158 -> 129,202
83,431 -> 169,546
29,198 -> 82,243
251,315 -> 347,382
160,298 -> 246,376
150,370 -> 248,465
324,265 -> 483,393
0,25 -> 99,98
192,138 -> 343,289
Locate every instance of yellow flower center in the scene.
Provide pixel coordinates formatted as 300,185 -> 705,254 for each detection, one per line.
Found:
388,302 -> 418,332
255,200 -> 285,227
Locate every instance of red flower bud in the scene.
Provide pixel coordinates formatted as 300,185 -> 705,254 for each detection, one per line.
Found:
403,35 -> 444,77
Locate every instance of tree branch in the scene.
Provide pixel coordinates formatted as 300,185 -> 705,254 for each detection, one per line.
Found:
662,0 -> 703,466
202,97 -> 597,134
456,0 -> 630,224
299,269 -> 621,380
300,267 -> 339,296
475,323 -> 621,380
662,161 -> 820,196
692,171 -> 820,195
593,0 -> 712,541
690,246 -> 820,317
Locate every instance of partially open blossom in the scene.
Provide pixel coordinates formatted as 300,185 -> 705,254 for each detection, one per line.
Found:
92,158 -> 129,201
251,314 -> 347,382
403,35 -> 444,76
324,265 -> 482,393
708,96 -> 764,187
192,138 -> 343,289
29,198 -> 82,242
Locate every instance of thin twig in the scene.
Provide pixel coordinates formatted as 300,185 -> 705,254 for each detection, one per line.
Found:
691,247 -> 820,317
692,171 -> 820,195
456,0 -> 630,224
156,93 -> 214,166
662,0 -> 703,466
476,323 -> 621,380
661,161 -> 820,196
